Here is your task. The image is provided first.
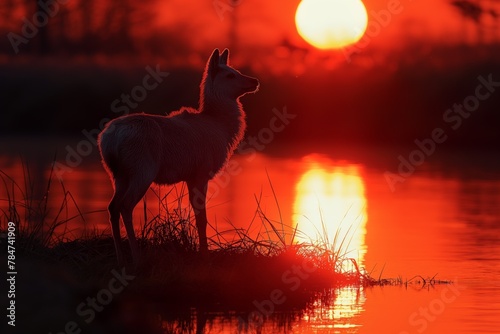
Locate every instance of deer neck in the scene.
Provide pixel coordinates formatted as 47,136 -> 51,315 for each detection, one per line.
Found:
200,93 -> 246,144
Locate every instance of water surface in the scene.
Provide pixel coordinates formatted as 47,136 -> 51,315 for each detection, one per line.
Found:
1,141 -> 499,333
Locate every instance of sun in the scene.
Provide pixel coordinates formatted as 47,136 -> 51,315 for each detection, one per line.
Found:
295,0 -> 368,49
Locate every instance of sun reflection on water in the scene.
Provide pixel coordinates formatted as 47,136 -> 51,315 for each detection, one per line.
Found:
292,156 -> 368,329
302,287 -> 365,331
293,156 -> 368,266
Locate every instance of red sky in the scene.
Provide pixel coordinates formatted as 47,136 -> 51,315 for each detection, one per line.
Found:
155,0 -> 496,52
2,0 -> 496,70
146,0 -> 500,75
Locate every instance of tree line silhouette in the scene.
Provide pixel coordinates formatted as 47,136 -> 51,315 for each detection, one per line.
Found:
1,0 -> 158,55
451,0 -> 500,43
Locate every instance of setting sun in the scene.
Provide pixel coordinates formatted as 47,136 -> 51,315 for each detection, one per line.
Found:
295,0 -> 368,49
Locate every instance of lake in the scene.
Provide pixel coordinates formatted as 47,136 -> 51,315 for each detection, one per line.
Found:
1,138 -> 499,333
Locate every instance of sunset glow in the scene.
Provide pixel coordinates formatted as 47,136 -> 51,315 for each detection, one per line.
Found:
295,0 -> 368,49
293,157 -> 367,265
3,0 -> 500,330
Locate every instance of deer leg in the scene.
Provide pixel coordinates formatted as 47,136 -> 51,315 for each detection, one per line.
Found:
121,180 -> 152,267
188,179 -> 209,253
110,201 -> 124,266
108,179 -> 128,266
121,206 -> 140,268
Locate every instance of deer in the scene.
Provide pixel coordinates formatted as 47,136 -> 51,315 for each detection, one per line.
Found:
97,48 -> 259,266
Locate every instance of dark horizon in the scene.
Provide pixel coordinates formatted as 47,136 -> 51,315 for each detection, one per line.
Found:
1,52 -> 499,150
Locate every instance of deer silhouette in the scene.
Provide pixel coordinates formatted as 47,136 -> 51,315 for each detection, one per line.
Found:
98,49 -> 259,265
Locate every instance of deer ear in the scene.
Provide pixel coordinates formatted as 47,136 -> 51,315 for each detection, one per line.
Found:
220,49 -> 229,65
208,49 -> 220,80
